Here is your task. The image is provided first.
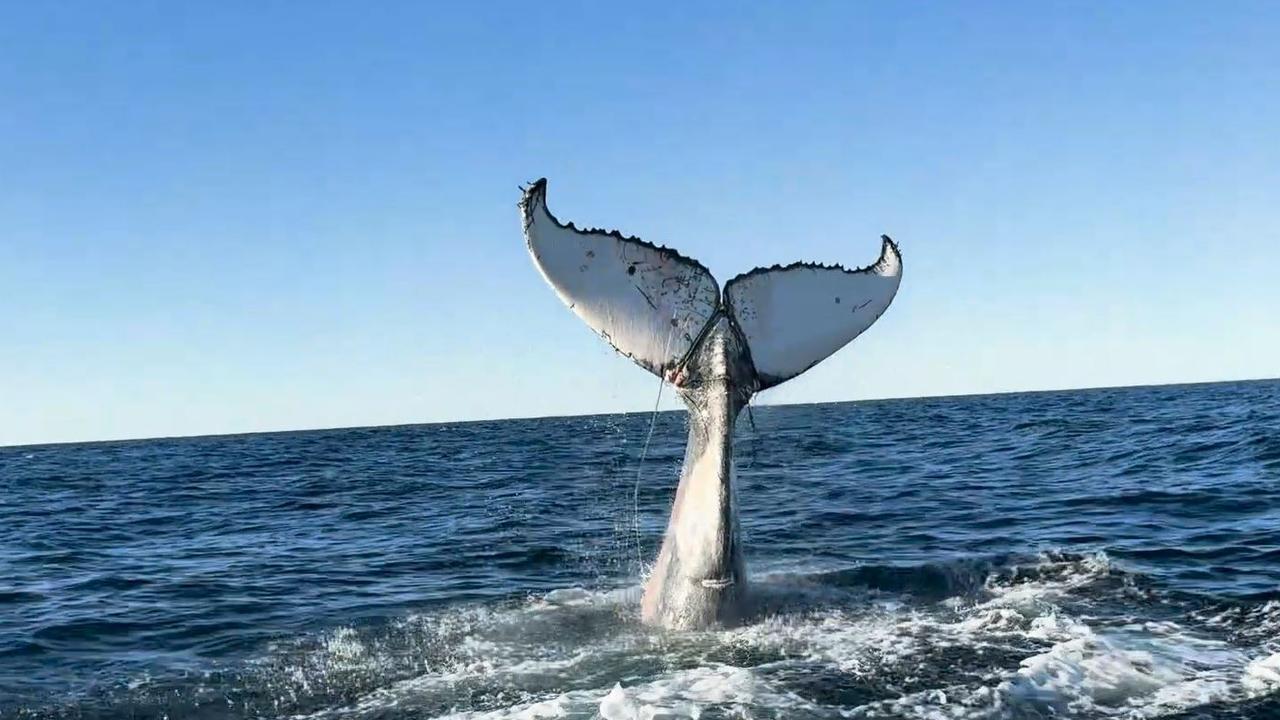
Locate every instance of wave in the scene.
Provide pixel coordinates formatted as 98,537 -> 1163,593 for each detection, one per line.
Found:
14,551 -> 1278,719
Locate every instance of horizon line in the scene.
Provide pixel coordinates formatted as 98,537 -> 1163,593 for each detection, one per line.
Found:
4,375 -> 1276,452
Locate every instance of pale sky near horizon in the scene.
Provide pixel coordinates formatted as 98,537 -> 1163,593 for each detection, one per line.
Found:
2,2 -> 1278,447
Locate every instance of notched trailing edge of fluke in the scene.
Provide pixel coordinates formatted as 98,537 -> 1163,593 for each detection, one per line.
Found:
519,178 -> 718,286
724,235 -> 902,290
521,177 -> 900,292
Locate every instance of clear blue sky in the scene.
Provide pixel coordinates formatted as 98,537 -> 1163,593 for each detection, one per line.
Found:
2,2 -> 1277,446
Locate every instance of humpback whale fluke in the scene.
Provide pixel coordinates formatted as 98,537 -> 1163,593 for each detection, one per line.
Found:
520,178 -> 902,629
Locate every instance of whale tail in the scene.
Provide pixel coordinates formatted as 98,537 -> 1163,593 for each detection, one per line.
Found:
519,178 -> 902,388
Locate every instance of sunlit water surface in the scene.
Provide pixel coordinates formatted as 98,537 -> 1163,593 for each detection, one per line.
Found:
2,380 -> 1279,719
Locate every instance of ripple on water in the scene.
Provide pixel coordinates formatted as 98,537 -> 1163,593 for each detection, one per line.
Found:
1,380 -> 1278,718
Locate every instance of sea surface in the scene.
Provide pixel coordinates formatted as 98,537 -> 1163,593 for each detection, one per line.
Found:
2,380 -> 1279,719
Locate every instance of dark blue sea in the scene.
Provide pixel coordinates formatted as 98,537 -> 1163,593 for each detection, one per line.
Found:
2,380 -> 1279,719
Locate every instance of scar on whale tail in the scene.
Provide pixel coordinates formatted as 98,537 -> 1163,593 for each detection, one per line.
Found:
519,178 -> 903,630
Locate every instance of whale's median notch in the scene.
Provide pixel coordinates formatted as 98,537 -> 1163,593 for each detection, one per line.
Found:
520,178 -> 903,629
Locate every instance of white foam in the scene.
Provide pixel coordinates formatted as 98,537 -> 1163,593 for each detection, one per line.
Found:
597,666 -> 805,720
736,555 -> 1264,719
322,627 -> 368,666
426,665 -> 819,720
532,585 -> 641,610
1243,652 -> 1280,696
270,556 -> 1276,720
984,552 -> 1115,605
980,618 -> 1250,718
1196,599 -> 1280,645
1003,635 -> 1178,710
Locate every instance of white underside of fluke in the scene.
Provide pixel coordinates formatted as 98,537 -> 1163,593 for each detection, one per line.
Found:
724,239 -> 902,388
520,179 -> 903,387
520,179 -> 720,378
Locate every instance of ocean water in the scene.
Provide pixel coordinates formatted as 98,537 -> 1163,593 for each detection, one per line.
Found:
2,380 -> 1279,719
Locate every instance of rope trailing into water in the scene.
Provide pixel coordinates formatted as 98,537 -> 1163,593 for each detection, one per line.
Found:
632,374 -> 664,576
632,312 -> 679,578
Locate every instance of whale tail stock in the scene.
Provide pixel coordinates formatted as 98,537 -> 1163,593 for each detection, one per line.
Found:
519,178 -> 903,391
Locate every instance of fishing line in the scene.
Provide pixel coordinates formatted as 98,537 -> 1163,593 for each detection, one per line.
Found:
632,374 -> 664,575
631,313 -> 679,577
